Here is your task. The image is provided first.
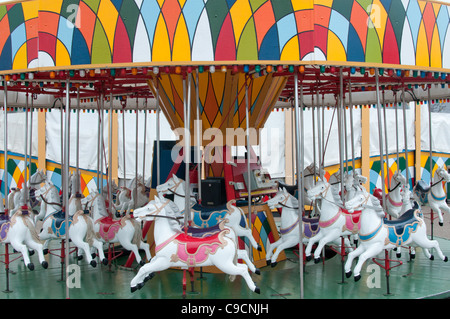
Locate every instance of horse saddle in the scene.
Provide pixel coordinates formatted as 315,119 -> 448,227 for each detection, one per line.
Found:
341,209 -> 362,233
96,216 -> 123,241
171,229 -> 230,267
0,214 -> 10,242
190,203 -> 230,228
46,211 -> 72,236
384,207 -> 421,246
302,217 -> 320,238
413,180 -> 430,204
182,220 -> 226,238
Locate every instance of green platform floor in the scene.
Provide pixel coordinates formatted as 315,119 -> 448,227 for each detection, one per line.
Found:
1,237 -> 450,299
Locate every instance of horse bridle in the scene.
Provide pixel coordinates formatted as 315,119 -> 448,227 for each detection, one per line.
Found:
39,184 -> 62,207
141,200 -> 183,224
166,179 -> 196,198
277,194 -> 299,210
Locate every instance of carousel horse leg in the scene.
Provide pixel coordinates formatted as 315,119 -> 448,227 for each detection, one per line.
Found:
139,240 -> 152,263
352,243 -> 384,282
234,226 -> 262,251
313,229 -> 341,263
412,227 -> 448,262
344,244 -> 365,278
237,249 -> 260,274
24,237 -> 48,269
304,232 -> 324,261
429,201 -> 444,226
214,257 -> 259,294
270,236 -> 298,267
131,256 -> 170,292
438,203 -> 450,226
265,238 -> 283,265
121,240 -> 144,266
93,239 -> 108,265
70,235 -> 96,267
11,241 -> 34,270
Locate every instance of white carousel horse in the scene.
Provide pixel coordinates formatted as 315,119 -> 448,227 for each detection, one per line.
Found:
156,174 -> 261,251
83,191 -> 151,266
0,190 -> 48,270
67,193 -> 108,265
158,193 -> 260,275
130,195 -> 260,294
114,186 -> 132,214
8,169 -> 47,219
277,163 -> 324,210
265,187 -> 349,266
265,188 -> 318,266
413,166 -> 450,226
34,180 -> 99,267
125,181 -> 149,213
344,187 -> 447,281
382,171 -> 408,219
304,180 -> 356,263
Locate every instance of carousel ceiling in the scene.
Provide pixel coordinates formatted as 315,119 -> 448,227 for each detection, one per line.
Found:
0,0 -> 448,130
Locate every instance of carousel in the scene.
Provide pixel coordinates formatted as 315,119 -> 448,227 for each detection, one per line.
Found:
0,0 -> 450,300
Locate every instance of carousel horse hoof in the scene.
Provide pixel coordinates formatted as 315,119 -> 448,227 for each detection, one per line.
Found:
430,255 -> 435,261
305,255 -> 312,262
255,268 -> 261,275
314,257 -> 321,264
396,253 -> 401,258
271,262 -> 277,268
102,258 -> 108,265
439,222 -> 444,227
254,287 -> 261,294
29,250 -> 35,256
90,260 -> 97,268
137,282 -> 145,290
77,255 -> 84,261
410,253 -> 415,259
354,274 -> 361,282
43,249 -> 49,255
131,286 -> 138,293
266,259 -> 271,266
41,261 -> 48,269
27,263 -> 35,271
91,253 -> 97,259
144,273 -> 155,282
139,260 -> 146,266
444,256 -> 448,262
257,245 -> 262,252
345,271 -> 352,278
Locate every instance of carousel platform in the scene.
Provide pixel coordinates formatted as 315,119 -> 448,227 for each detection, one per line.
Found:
1,237 -> 450,300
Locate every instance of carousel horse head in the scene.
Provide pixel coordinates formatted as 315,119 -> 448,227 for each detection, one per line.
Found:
345,191 -> 384,217
84,191 -> 108,216
133,195 -> 180,226
353,174 -> 367,186
156,174 -> 182,196
29,169 -> 46,188
267,188 -> 298,210
307,180 -> 331,202
435,166 -> 450,182
392,171 -> 407,187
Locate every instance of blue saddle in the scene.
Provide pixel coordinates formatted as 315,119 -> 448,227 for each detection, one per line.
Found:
45,211 -> 73,237
190,203 -> 229,228
414,181 -> 430,204
384,206 -> 421,246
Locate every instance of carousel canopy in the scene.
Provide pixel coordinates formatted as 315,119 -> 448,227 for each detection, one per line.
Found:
0,0 -> 448,130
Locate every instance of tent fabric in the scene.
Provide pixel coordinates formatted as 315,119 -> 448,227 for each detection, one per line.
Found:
0,104 -> 447,184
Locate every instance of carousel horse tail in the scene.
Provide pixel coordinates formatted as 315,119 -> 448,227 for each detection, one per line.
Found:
130,217 -> 143,247
21,211 -> 41,243
228,249 -> 238,282
78,211 -> 95,246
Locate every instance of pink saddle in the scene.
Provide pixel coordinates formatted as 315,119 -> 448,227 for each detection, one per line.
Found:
171,229 -> 230,267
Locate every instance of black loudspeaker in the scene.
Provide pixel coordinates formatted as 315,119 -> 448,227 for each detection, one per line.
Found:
201,177 -> 226,206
